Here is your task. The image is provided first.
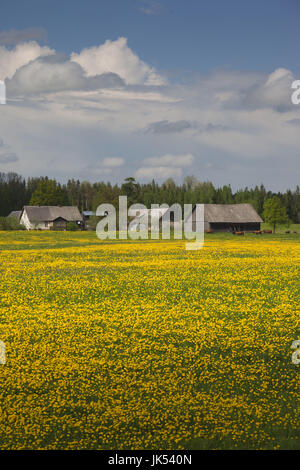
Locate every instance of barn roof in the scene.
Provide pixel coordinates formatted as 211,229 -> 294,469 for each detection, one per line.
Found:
23,206 -> 83,222
202,204 -> 263,223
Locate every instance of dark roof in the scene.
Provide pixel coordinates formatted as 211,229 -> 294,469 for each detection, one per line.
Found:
7,210 -> 21,220
193,204 -> 263,223
23,206 -> 83,222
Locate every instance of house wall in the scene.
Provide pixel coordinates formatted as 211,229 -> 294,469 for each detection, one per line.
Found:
52,219 -> 67,230
20,210 -> 33,230
20,210 -> 51,230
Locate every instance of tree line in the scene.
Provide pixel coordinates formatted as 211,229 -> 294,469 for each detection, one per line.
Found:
0,172 -> 299,223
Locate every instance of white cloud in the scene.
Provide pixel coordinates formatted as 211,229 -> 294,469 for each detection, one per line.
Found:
102,157 -> 124,167
135,166 -> 182,179
71,37 -> 165,86
144,153 -> 194,166
244,67 -> 295,111
0,41 -> 54,80
0,43 -> 299,190
6,55 -> 124,96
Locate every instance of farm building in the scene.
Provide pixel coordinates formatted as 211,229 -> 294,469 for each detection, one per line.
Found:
7,210 -> 22,221
186,203 -> 263,232
20,206 -> 83,230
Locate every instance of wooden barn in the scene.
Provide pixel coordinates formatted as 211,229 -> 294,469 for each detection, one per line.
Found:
20,206 -> 83,230
187,203 -> 263,232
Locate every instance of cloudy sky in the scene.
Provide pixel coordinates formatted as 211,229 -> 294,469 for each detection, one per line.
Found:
0,0 -> 300,190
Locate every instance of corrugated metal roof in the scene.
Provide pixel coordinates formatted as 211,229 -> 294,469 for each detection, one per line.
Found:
23,206 -> 83,222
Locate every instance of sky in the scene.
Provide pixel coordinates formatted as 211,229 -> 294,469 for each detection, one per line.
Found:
0,0 -> 300,190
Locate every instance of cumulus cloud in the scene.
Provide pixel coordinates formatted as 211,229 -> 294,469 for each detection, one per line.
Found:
71,37 -> 165,86
144,153 -> 194,166
0,41 -> 299,190
6,55 -> 124,96
0,41 -> 54,80
243,68 -> 295,112
0,28 -> 47,46
135,166 -> 182,179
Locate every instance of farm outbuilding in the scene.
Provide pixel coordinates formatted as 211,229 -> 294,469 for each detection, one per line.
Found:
186,203 -> 263,232
7,211 -> 22,221
20,206 -> 83,230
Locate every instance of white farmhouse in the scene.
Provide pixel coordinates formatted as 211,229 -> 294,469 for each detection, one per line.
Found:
20,206 -> 83,230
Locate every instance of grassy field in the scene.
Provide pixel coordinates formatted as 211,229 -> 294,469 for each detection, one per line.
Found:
261,222 -> 300,233
0,231 -> 299,449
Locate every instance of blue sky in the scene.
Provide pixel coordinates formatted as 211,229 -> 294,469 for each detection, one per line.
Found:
1,0 -> 300,74
0,0 -> 299,190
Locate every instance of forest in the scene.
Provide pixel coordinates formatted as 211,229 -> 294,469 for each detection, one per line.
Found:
0,172 -> 299,223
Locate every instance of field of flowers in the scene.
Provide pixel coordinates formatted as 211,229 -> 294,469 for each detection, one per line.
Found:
0,231 -> 299,449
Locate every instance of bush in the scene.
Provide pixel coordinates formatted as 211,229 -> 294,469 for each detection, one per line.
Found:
66,221 -> 80,231
85,215 -> 100,231
0,216 -> 25,230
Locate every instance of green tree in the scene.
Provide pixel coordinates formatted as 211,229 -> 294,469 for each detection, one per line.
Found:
121,177 -> 139,205
262,196 -> 290,233
30,178 -> 69,206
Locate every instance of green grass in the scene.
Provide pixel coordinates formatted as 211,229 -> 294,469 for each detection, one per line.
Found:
261,223 -> 300,234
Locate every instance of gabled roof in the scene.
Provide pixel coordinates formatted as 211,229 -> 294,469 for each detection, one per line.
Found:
22,206 -> 83,222
199,204 -> 263,223
7,210 -> 21,220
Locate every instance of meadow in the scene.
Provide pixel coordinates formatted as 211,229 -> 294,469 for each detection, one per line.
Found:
0,231 -> 299,449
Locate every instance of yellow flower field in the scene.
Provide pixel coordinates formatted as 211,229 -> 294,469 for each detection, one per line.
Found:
0,232 -> 299,449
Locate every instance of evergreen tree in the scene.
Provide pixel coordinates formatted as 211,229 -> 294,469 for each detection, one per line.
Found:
30,178 -> 69,206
